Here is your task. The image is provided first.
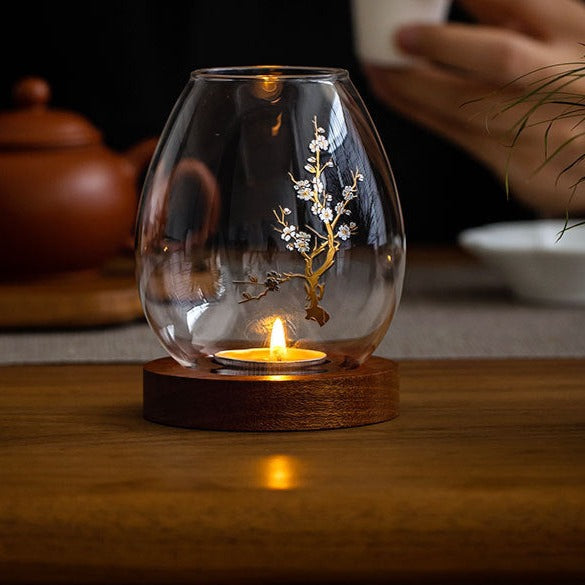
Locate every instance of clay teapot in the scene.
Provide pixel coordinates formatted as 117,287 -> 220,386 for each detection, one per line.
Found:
0,77 -> 157,278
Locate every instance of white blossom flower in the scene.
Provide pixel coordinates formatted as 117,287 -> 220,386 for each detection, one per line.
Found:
307,156 -> 316,163
281,225 -> 296,241
337,224 -> 351,241
342,186 -> 356,201
294,240 -> 310,253
286,242 -> 294,251
283,207 -> 291,215
294,234 -> 311,253
310,202 -> 322,216
349,222 -> 357,230
317,127 -> 325,134
309,134 -> 329,153
292,230 -> 311,253
304,164 -> 315,173
325,193 -> 332,201
294,180 -> 312,200
294,179 -> 310,192
356,173 -> 364,182
312,177 -> 324,193
319,207 -> 333,223
334,202 -> 351,216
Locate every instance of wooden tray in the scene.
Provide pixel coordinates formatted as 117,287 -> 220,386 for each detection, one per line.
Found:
0,257 -> 143,328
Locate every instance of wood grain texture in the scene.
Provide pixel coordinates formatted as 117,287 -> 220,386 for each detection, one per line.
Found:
1,359 -> 584,584
143,356 -> 399,431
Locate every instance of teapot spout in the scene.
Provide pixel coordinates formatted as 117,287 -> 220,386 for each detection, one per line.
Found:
124,137 -> 158,184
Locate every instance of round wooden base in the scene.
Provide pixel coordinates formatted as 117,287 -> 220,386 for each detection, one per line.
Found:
143,356 -> 399,431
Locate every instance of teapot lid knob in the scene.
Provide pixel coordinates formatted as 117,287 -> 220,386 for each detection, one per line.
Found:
13,77 -> 51,108
0,76 -> 101,148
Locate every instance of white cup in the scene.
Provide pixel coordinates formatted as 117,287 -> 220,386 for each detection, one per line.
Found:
352,0 -> 451,66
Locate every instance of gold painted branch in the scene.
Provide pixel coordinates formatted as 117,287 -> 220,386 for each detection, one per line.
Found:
235,117 -> 363,326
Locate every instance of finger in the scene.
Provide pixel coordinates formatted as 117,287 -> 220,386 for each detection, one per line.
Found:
379,82 -> 585,215
374,83 -> 513,185
364,64 -> 513,133
458,0 -> 585,40
365,65 -> 504,156
376,79 -> 585,215
366,65 -> 585,214
376,87 -> 483,154
364,62 -> 585,154
457,0 -> 524,25
396,23 -> 565,85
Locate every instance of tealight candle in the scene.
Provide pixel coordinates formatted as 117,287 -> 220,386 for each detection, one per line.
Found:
214,317 -> 327,369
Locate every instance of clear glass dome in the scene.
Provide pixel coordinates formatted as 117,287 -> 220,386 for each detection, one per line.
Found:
136,66 -> 405,369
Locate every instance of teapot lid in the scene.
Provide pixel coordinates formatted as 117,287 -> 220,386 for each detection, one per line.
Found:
0,77 -> 102,148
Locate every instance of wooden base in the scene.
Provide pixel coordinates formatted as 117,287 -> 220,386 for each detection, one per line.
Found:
143,356 -> 399,431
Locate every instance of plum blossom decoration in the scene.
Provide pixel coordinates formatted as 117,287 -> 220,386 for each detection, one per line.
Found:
235,116 -> 363,326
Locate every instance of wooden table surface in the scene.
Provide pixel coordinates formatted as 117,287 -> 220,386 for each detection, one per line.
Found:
1,359 -> 584,584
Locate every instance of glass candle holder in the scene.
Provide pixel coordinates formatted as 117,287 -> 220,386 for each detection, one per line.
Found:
136,66 -> 405,371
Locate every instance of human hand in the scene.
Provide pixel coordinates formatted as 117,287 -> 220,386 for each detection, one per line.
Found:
363,0 -> 585,215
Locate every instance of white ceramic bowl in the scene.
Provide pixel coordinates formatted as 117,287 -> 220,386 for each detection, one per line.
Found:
458,220 -> 585,304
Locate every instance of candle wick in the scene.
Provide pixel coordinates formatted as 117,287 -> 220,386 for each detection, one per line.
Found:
271,346 -> 286,361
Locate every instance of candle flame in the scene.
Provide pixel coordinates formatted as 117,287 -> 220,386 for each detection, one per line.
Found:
269,317 -> 287,361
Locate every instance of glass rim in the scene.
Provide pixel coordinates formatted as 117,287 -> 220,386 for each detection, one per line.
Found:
191,65 -> 349,81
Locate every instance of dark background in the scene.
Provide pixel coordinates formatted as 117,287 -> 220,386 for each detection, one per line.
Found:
1,0 -> 532,242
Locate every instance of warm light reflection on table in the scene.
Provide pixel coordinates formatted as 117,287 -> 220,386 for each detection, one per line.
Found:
259,455 -> 300,490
